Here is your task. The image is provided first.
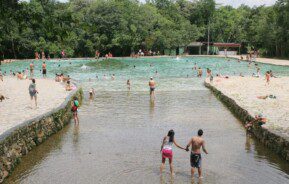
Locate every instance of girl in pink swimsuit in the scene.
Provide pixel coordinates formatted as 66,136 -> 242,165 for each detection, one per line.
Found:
160,129 -> 186,175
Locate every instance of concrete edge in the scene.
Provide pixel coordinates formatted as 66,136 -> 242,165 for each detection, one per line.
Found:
0,86 -> 82,142
0,86 -> 83,183
204,81 -> 289,161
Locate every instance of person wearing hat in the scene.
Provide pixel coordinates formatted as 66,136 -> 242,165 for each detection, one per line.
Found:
149,77 -> 156,99
245,114 -> 267,130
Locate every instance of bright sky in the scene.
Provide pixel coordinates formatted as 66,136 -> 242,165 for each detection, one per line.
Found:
215,0 -> 277,7
25,0 -> 278,8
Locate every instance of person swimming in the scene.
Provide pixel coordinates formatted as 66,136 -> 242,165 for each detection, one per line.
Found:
81,64 -> 88,70
89,88 -> 95,99
193,63 -> 197,70
66,81 -> 72,91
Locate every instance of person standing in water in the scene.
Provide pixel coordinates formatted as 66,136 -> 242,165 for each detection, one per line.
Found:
197,67 -> 203,77
265,71 -> 270,85
29,79 -> 38,108
206,68 -> 212,78
61,50 -> 66,59
41,51 -> 46,60
0,70 -> 3,81
186,129 -> 208,179
95,50 -> 100,59
29,61 -> 34,78
127,79 -> 131,90
149,77 -> 156,99
160,130 -> 187,175
71,97 -> 80,124
89,88 -> 95,99
42,62 -> 47,78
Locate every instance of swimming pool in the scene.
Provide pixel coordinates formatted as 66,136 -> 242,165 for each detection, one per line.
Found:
1,56 -> 289,92
2,57 -> 289,184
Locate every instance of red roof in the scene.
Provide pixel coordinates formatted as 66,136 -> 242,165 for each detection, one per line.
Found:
213,43 -> 241,47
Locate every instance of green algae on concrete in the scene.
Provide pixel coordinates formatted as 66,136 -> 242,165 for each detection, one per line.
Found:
204,81 -> 289,162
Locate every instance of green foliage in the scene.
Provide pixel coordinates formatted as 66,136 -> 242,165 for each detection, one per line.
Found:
0,0 -> 289,58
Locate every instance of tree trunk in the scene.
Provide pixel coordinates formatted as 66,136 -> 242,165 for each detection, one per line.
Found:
11,38 -> 17,59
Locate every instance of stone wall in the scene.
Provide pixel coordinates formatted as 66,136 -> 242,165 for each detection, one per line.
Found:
205,82 -> 289,162
0,88 -> 83,183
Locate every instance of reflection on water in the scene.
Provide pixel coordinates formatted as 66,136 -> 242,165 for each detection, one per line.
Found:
73,125 -> 79,144
149,99 -> 155,119
6,91 -> 289,184
4,125 -> 71,184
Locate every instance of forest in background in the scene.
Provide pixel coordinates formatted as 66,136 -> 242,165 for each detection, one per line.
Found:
0,0 -> 289,58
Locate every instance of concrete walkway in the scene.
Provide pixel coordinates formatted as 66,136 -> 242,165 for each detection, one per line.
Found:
0,77 -> 72,135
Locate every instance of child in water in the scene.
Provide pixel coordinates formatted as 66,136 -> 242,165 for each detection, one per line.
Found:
71,97 -> 80,124
89,88 -> 95,99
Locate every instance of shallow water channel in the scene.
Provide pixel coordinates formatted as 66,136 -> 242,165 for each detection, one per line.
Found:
6,90 -> 289,184
2,57 -> 289,183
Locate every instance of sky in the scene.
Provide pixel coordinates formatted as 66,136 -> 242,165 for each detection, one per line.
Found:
24,0 -> 278,8
215,0 -> 277,7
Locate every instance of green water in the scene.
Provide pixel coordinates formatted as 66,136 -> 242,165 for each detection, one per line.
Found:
1,56 -> 289,92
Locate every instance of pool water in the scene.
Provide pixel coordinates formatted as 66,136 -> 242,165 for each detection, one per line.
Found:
1,56 -> 289,91
2,57 -> 289,184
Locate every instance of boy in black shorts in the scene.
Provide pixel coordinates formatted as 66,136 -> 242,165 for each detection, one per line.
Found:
186,129 -> 208,179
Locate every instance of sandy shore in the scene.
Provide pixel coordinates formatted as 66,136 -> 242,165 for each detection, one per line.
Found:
208,76 -> 289,136
0,77 -> 72,135
225,55 -> 289,66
